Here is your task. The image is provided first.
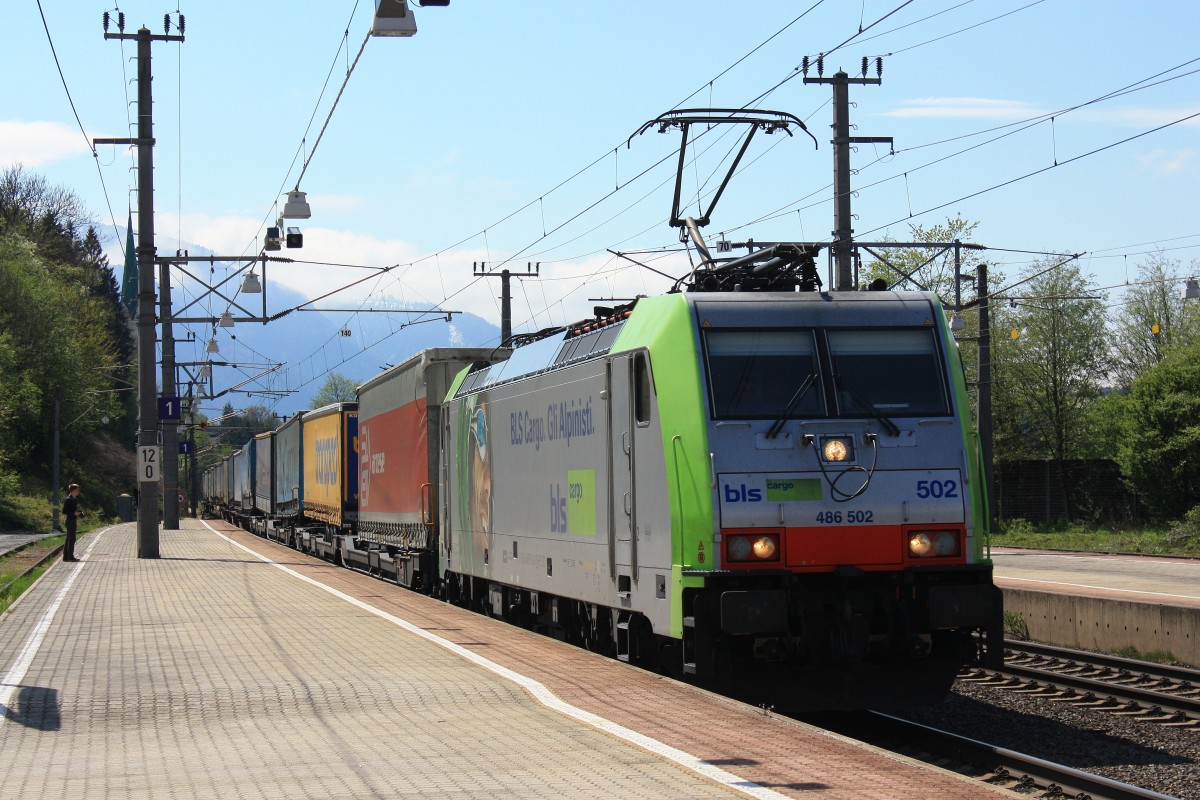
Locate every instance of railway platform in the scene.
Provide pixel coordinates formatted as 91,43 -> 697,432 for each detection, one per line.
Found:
992,547 -> 1200,666
0,519 -> 1008,799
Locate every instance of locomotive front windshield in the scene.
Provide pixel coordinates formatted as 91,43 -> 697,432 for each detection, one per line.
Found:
704,327 -> 949,419
705,331 -> 824,419
828,329 -> 948,415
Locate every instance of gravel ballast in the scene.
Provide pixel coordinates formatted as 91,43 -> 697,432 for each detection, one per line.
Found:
889,679 -> 1200,799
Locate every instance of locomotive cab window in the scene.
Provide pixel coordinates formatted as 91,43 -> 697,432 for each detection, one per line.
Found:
634,352 -> 651,425
704,330 -> 824,419
827,329 -> 948,416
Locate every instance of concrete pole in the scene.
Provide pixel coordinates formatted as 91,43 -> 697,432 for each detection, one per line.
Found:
500,269 -> 512,346
189,384 -> 199,518
977,263 -> 995,523
160,258 -> 179,530
831,72 -> 853,291
134,27 -> 160,558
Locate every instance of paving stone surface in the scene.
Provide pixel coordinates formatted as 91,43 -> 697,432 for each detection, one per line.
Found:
0,520 -> 1006,799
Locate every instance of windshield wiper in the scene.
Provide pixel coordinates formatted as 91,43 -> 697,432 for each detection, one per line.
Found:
835,375 -> 900,437
766,373 -> 818,439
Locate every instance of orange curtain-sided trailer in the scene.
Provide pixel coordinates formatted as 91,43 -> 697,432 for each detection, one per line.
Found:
301,403 -> 358,527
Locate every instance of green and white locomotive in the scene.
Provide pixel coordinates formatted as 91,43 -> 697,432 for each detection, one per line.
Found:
441,276 -> 1002,707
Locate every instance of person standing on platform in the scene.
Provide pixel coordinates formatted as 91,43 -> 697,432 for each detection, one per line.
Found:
62,483 -> 83,562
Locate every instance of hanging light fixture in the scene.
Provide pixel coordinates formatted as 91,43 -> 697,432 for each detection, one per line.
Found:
264,226 -> 282,251
948,313 -> 966,332
241,271 -> 262,293
282,190 -> 311,219
1183,278 -> 1200,300
219,311 -> 235,327
198,364 -> 211,380
370,0 -> 418,36
206,337 -> 220,354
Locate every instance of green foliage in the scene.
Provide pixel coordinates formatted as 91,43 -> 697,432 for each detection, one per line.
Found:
991,258 -> 1109,462
1110,252 -> 1200,388
1124,342 -> 1200,519
1076,390 -> 1130,461
310,371 -> 358,407
1166,506 -> 1200,549
861,215 -> 982,301
216,404 -> 278,449
1107,646 -> 1179,665
0,167 -> 136,518
1003,611 -> 1030,640
991,518 -> 1195,554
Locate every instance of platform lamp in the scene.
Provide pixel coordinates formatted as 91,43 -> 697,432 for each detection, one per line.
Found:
206,336 -> 220,354
282,190 -> 311,219
219,311 -> 235,327
241,270 -> 262,293
1183,278 -> 1200,301
371,0 -> 418,36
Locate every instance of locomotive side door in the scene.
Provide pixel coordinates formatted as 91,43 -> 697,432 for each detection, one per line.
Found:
608,354 -> 635,587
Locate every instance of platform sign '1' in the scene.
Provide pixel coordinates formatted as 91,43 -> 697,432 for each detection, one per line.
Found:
138,446 -> 161,483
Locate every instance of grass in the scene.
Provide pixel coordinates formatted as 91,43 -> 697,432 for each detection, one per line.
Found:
990,518 -> 1200,556
1002,611 -> 1030,640
0,566 -> 51,616
0,532 -> 82,615
1107,645 -> 1181,665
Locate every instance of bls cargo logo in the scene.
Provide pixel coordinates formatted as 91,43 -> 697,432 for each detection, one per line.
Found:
723,483 -> 762,503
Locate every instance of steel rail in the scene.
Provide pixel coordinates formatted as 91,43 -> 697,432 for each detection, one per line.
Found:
969,664 -> 1200,722
866,711 -> 1179,800
1006,639 -> 1200,686
0,543 -> 66,597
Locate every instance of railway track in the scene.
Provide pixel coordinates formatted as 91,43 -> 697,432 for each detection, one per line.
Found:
0,541 -> 65,597
855,711 -> 1179,800
958,640 -> 1200,727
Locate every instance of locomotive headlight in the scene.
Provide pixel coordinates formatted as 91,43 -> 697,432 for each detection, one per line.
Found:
821,436 -> 852,462
728,536 -> 753,561
751,535 -> 777,559
726,533 -> 781,563
932,530 -> 959,556
908,530 -> 960,558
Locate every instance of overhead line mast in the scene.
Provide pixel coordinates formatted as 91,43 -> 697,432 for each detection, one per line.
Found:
803,56 -> 892,290
97,13 -> 185,557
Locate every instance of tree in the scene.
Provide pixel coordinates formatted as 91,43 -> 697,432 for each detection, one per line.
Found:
311,372 -> 357,407
1110,252 -> 1200,388
862,215 -> 983,302
0,167 -> 140,519
990,258 -> 1110,463
1124,342 -> 1200,519
217,404 -> 278,446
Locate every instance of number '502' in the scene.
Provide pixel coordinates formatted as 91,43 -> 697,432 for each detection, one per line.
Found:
916,479 -> 957,499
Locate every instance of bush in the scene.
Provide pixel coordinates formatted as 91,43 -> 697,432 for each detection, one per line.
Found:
995,518 -> 1036,537
1166,506 -> 1200,550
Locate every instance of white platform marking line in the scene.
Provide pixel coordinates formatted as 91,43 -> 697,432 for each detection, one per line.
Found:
0,526 -> 113,728
998,575 -> 1200,601
204,522 -> 790,800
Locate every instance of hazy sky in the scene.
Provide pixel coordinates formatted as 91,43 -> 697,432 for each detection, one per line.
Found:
7,1 -> 1200,405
